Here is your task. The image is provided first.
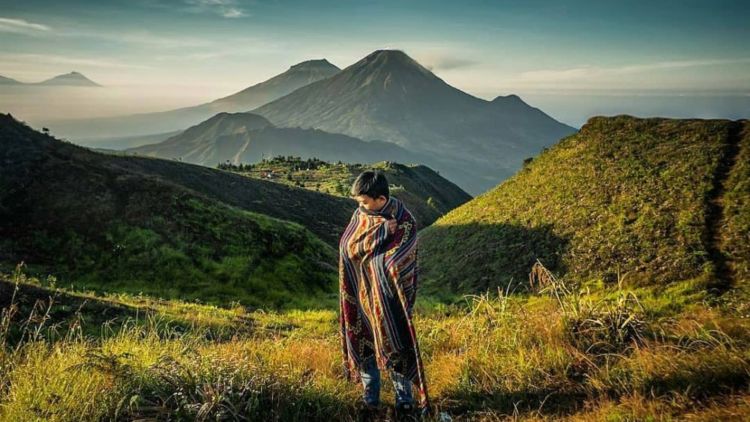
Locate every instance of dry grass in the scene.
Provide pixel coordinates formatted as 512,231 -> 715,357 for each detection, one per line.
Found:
1,263 -> 750,421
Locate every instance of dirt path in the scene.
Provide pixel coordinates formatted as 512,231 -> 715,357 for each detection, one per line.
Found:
704,121 -> 743,292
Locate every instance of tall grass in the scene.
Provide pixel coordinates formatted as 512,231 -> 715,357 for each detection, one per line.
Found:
1,262 -> 749,421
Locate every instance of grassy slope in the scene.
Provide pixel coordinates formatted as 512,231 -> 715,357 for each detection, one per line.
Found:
419,116 -> 747,296
724,122 -> 750,284
0,269 -> 337,342
6,114 -> 355,246
0,114 -> 340,309
2,266 -> 750,421
221,158 -> 472,228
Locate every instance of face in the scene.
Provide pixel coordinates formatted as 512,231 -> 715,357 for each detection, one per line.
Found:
354,194 -> 387,211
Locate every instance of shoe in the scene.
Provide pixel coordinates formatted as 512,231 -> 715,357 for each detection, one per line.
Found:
360,401 -> 383,422
394,401 -> 418,421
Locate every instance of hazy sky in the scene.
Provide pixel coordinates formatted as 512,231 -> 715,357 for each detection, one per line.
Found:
0,0 -> 748,126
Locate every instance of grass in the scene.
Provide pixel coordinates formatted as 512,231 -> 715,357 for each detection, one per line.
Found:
7,192 -> 339,310
1,114 -> 349,310
420,116 -> 748,295
2,263 -> 749,421
723,121 -> 750,284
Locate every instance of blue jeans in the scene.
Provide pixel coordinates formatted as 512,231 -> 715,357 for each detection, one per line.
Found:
359,356 -> 414,406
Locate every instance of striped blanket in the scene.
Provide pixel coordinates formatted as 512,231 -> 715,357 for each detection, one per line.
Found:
338,196 -> 430,411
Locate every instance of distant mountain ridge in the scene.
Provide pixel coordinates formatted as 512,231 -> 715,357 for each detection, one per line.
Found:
0,75 -> 22,85
124,111 -> 427,167
43,60 -> 341,140
0,71 -> 100,87
25,50 -> 576,194
210,59 -> 338,110
252,49 -> 577,194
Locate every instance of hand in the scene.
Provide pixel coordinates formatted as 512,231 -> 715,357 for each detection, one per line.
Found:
387,219 -> 397,235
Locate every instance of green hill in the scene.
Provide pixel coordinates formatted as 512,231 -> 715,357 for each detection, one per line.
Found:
218,157 -> 472,228
0,113 -> 355,308
419,115 -> 749,295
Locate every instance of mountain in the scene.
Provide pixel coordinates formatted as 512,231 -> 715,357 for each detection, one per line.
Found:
418,115 -> 749,296
43,60 -> 340,141
124,111 -> 426,167
252,49 -> 577,194
208,59 -> 339,110
0,71 -> 100,87
36,71 -> 101,87
0,113 -> 358,307
79,129 -> 183,150
0,75 -> 22,85
218,157 -> 472,227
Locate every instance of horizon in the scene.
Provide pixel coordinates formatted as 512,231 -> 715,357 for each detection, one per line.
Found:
0,0 -> 748,127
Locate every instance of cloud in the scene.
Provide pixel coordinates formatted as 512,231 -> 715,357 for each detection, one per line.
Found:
184,0 -> 249,18
519,58 -> 750,82
60,28 -> 213,49
423,57 -> 477,71
153,38 -> 285,61
0,53 -> 152,70
0,17 -> 51,34
405,48 -> 480,72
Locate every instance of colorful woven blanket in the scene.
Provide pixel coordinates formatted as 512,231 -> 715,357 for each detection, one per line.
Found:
338,196 -> 430,411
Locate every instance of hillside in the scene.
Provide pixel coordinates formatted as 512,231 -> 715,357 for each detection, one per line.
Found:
0,113 -> 355,308
419,115 -> 749,295
83,129 -> 183,150
724,122 -> 750,285
42,60 -> 340,141
219,157 -> 472,227
124,112 -> 424,167
252,49 -> 577,194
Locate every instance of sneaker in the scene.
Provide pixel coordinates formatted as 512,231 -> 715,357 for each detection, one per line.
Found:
394,401 -> 418,421
360,401 -> 383,422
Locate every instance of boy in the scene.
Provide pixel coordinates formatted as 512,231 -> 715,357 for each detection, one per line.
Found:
338,170 -> 431,419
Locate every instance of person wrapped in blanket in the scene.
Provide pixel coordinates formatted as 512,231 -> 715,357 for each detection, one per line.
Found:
338,170 -> 431,418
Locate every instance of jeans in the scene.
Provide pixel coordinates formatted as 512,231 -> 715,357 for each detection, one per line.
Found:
359,356 -> 414,406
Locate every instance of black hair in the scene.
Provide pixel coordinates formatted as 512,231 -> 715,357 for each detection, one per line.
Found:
350,170 -> 389,200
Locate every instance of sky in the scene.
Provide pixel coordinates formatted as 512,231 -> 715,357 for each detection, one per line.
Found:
0,0 -> 748,126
